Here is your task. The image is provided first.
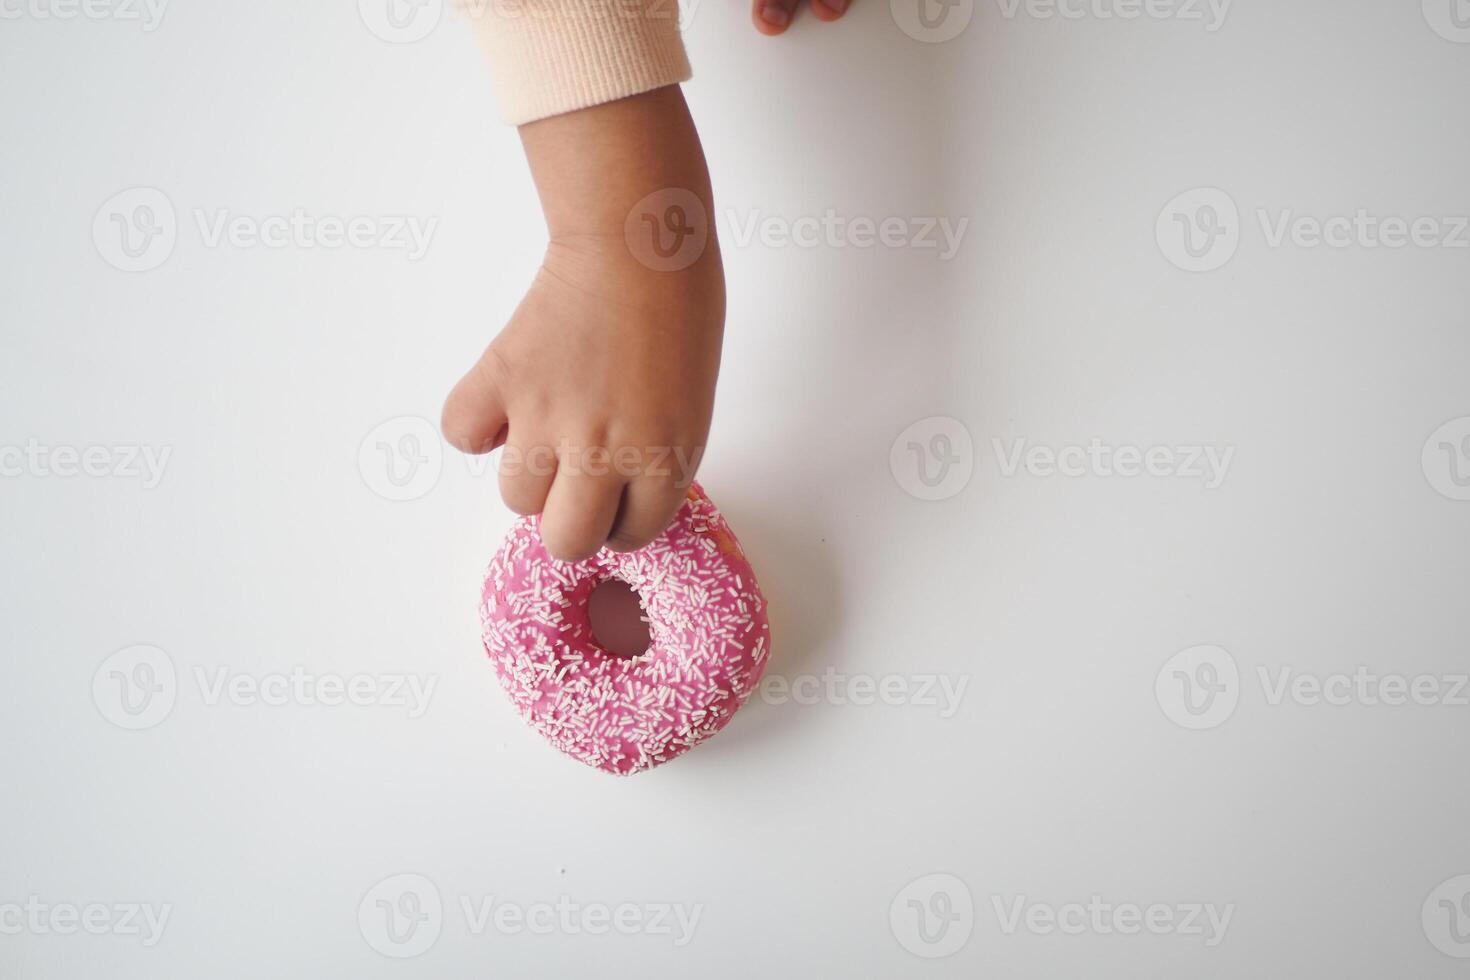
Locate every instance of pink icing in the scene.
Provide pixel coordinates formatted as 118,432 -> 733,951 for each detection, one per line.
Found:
480,483 -> 771,775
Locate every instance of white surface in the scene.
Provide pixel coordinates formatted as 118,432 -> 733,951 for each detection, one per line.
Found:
2,0 -> 1469,976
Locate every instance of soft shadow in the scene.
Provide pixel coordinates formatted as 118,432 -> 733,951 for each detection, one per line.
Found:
672,2 -> 970,769
687,498 -> 843,760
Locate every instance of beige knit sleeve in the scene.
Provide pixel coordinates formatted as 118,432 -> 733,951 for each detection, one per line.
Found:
458,0 -> 692,125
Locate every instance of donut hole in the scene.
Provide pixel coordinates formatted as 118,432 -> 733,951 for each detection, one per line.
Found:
587,578 -> 651,659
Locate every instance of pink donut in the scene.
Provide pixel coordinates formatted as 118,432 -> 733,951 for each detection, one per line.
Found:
480,482 -> 771,775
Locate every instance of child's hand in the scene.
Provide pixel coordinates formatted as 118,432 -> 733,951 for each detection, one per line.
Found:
443,239 -> 723,561
752,0 -> 850,34
442,87 -> 725,562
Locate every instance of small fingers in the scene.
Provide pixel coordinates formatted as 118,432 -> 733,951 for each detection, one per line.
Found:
606,478 -> 688,553
810,0 -> 850,20
499,434 -> 557,517
539,468 -> 626,562
753,0 -> 799,33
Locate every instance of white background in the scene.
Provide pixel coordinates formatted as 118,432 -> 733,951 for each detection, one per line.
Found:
2,0 -> 1469,975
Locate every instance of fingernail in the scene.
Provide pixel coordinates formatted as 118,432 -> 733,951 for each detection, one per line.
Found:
761,3 -> 790,26
824,0 -> 849,12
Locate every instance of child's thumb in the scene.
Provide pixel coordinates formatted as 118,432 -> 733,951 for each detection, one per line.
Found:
441,353 -> 510,455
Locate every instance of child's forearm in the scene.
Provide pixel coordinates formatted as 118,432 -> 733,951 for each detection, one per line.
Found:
520,85 -> 715,252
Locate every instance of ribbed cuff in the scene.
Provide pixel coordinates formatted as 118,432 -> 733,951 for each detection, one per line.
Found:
459,0 -> 692,125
